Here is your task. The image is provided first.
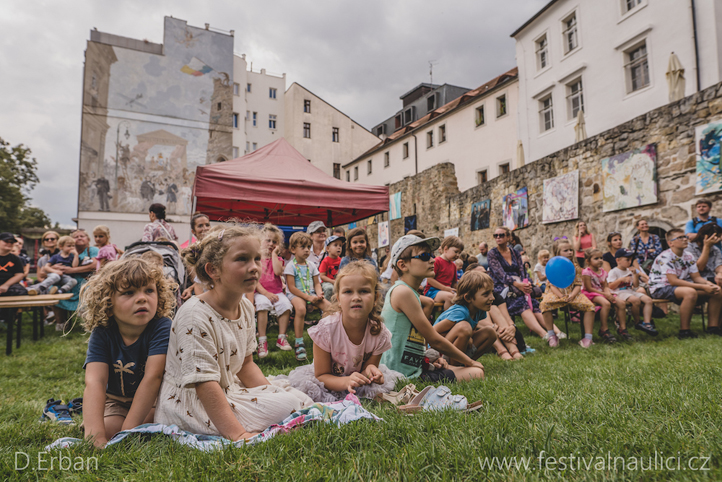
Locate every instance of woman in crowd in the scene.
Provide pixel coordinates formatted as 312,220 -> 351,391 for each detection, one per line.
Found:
487,226 -> 563,339
573,221 -> 596,267
306,221 -> 328,268
51,230 -> 98,331
685,222 -> 722,287
629,219 -> 663,272
142,203 -> 178,244
180,213 -> 212,249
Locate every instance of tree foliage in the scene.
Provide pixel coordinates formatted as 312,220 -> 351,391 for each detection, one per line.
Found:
0,137 -> 52,232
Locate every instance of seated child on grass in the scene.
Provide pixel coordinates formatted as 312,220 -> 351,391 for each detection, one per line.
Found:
156,225 -> 312,441
607,248 -> 658,336
339,228 -> 378,271
647,228 -> 722,338
540,239 -> 597,348
581,248 -> 630,343
380,235 -> 485,382
80,258 -> 176,448
424,235 -> 464,311
285,261 -> 402,402
284,231 -> 332,361
433,270 -> 498,364
255,224 -> 293,358
27,235 -> 79,295
319,235 -> 345,301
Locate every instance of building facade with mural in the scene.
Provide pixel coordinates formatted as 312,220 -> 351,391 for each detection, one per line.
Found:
77,17 -> 234,248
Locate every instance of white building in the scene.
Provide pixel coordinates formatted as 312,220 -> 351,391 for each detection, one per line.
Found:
231,54 -> 286,158
512,0 -> 722,162
343,68 -> 520,193
284,83 -> 379,179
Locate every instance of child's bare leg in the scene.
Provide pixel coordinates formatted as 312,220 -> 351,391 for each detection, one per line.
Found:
504,339 -> 523,359
144,408 -> 155,424
629,296 -> 641,325
104,415 -> 125,440
445,322 -> 473,365
541,311 -> 555,332
534,310 -> 561,334
291,297 -> 307,339
583,311 -> 595,337
522,309 -> 547,337
469,326 -> 497,360
493,338 -> 512,360
675,287 -> 698,331
614,298 -> 627,330
435,290 -> 454,311
639,296 -> 653,325
277,311 -> 290,336
447,365 -> 484,381
593,296 -> 611,332
257,310 -> 269,337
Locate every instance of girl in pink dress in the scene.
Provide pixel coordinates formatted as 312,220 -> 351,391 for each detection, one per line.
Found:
94,225 -> 121,270
581,249 -> 630,343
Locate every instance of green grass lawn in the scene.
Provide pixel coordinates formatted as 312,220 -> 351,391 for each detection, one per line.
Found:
0,312 -> 719,481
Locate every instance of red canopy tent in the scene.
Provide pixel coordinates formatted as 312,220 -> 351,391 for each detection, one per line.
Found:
192,138 -> 389,226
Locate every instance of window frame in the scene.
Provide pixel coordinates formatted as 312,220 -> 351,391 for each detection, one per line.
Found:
478,170 -> 488,184
233,83 -> 240,96
403,142 -> 409,159
475,104 -> 485,127
252,142 -> 257,151
232,112 -> 239,129
367,159 -> 373,174
499,163 -> 510,175
625,41 -> 651,93
332,127 -> 340,143
354,166 -> 359,180
252,112 -> 257,127
384,151 -> 390,168
346,170 -> 350,182
535,33 -> 549,71
426,129 -> 434,149
269,114 -> 277,130
496,94 -> 508,118
333,163 -> 341,179
539,94 -> 555,132
439,124 -> 447,144
269,87 -> 277,99
303,122 -> 311,139
246,83 -> 252,93
303,99 -> 311,113
232,146 -> 239,158
562,12 -> 579,55
566,78 -> 585,120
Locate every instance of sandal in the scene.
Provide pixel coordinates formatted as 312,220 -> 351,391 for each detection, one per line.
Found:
375,383 -> 418,405
294,342 -> 307,361
497,351 -> 513,361
511,352 -> 524,360
598,329 -> 617,344
617,328 -> 634,341
397,386 -> 483,414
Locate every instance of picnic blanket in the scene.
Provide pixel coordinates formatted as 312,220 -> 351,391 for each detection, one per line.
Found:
45,394 -> 381,451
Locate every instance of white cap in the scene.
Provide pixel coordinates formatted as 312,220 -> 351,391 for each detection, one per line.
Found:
307,221 -> 327,234
389,235 -> 441,269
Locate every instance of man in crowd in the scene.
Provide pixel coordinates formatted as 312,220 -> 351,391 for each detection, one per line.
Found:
686,199 -> 722,248
476,242 -> 489,269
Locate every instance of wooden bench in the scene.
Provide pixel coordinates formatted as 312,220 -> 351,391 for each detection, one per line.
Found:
0,294 -> 73,355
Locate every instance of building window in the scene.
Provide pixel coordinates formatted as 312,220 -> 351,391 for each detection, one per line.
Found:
624,0 -> 643,13
304,99 -> 311,113
394,114 -> 402,129
252,112 -> 257,127
539,95 -> 554,132
269,114 -> 277,129
626,43 -> 650,92
245,110 -> 250,120
333,163 -> 341,179
439,125 -> 446,143
374,125 -> 385,137
217,102 -> 222,111
354,166 -> 359,180
384,152 -> 390,168
367,159 -> 372,174
562,13 -> 578,54
232,146 -> 239,158
232,113 -> 239,129
403,142 -> 409,159
233,83 -> 240,96
332,127 -> 339,143
252,142 -> 257,151
427,94 -> 436,111
404,107 -> 415,125
247,83 -> 252,93
496,95 -> 507,117
346,170 -> 350,182
499,163 -> 510,175
269,88 -> 277,99
567,79 -> 584,119
478,170 -> 488,184
536,35 -> 548,70
426,130 -> 434,148
303,122 -> 311,138
246,141 -> 250,152
475,105 -> 485,126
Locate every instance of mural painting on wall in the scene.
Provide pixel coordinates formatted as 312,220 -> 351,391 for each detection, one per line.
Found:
378,221 -> 389,247
542,170 -> 579,224
502,188 -> 529,231
389,193 -> 402,220
79,18 -> 233,216
470,199 -> 491,232
404,216 -> 417,234
695,121 -> 722,195
602,144 -> 658,213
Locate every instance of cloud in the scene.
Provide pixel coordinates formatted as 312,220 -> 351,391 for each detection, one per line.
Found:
0,0 -> 547,226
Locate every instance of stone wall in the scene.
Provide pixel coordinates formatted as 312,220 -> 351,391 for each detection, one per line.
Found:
356,81 -> 722,261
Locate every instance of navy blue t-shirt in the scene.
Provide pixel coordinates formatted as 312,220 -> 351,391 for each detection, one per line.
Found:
49,252 -> 75,267
84,317 -> 171,398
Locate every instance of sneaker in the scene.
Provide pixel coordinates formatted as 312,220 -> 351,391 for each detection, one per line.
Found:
617,329 -> 634,341
295,341 -> 307,361
27,288 -> 39,296
56,322 -> 66,332
706,326 -> 722,336
598,329 -> 617,344
578,338 -> 595,348
542,332 -> 550,341
557,332 -> 567,340
276,336 -> 292,351
678,330 -> 699,340
547,334 -> 559,348
43,399 -> 75,425
635,323 -> 659,336
60,285 -> 73,293
48,286 -> 59,295
258,340 -> 269,358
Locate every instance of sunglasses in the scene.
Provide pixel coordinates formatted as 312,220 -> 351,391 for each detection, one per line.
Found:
669,235 -> 688,242
492,233 -> 506,238
411,252 -> 434,262
43,237 -> 57,241
553,236 -> 568,241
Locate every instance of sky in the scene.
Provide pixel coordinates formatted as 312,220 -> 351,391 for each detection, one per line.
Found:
0,0 -> 547,227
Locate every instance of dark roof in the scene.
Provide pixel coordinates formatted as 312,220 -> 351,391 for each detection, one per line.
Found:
510,0 -> 560,38
399,83 -> 440,100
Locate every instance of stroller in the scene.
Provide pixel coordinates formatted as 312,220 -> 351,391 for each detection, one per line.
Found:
121,241 -> 186,308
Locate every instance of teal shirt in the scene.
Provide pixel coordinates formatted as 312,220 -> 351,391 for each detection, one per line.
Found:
379,280 -> 425,379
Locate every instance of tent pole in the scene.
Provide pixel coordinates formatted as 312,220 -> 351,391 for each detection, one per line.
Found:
327,209 -> 332,227
189,196 -> 197,245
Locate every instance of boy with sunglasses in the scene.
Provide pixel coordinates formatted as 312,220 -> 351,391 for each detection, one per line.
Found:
648,228 -> 722,338
380,235 -> 485,382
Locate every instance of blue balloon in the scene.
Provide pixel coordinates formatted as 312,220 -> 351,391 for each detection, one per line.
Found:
545,256 -> 576,289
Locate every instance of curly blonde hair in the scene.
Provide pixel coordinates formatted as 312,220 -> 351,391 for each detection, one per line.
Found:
182,223 -> 262,288
261,223 -> 284,246
328,261 -> 384,336
79,258 -> 177,332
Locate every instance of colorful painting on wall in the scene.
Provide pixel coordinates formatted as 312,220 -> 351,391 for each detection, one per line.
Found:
502,188 -> 529,230
601,144 -> 657,212
378,221 -> 389,247
542,170 -> 579,224
695,121 -> 722,194
470,199 -> 491,232
404,215 -> 417,234
389,193 -> 402,220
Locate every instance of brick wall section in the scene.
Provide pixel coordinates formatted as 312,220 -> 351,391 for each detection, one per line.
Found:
357,81 -> 722,261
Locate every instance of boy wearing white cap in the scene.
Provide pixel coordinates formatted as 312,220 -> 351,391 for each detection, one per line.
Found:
380,235 -> 485,382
